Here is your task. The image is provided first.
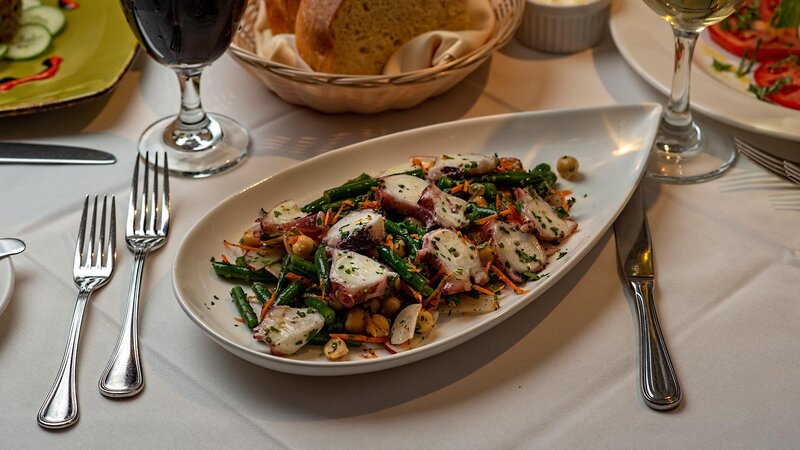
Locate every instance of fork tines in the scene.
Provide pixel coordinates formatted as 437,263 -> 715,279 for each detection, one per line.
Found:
129,152 -> 170,238
74,195 -> 116,274
734,137 -> 800,185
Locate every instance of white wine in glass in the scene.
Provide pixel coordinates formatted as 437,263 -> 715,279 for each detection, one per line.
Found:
642,0 -> 744,183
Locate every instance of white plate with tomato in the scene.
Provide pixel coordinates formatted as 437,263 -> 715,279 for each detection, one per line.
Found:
611,0 -> 800,143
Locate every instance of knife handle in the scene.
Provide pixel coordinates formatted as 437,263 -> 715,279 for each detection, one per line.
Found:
630,279 -> 682,411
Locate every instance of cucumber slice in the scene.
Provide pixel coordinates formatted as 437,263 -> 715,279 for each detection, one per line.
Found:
22,0 -> 42,10
0,44 -> 7,59
21,5 -> 66,36
4,24 -> 51,61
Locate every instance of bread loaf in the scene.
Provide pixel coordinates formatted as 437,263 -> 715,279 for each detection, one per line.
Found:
294,0 -> 468,75
265,0 -> 301,35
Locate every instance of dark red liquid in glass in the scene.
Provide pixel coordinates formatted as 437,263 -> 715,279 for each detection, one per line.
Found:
120,0 -> 245,67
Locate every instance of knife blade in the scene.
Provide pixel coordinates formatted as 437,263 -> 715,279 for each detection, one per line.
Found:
614,188 -> 682,411
0,142 -> 116,165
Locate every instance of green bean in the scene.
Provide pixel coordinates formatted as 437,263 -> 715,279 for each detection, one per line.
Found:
212,261 -> 276,282
436,176 -> 459,190
231,286 -> 259,329
466,206 -> 497,222
288,255 -> 318,281
400,218 -> 426,236
314,244 -> 331,292
307,332 -> 362,347
322,178 -> 379,203
318,194 -> 367,212
275,253 -> 291,293
300,197 -> 326,213
303,295 -> 337,324
301,174 -> 374,212
384,220 -> 421,257
376,246 -> 433,297
252,282 -> 272,305
275,280 -> 305,306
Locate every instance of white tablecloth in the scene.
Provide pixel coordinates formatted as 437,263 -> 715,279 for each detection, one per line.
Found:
1,29 -> 799,448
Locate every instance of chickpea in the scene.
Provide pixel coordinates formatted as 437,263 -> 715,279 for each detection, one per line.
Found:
469,195 -> 489,208
467,183 -> 485,196
477,243 -> 494,265
556,155 -> 579,180
366,314 -> 391,338
392,238 -> 407,258
404,217 -> 424,230
240,229 -> 262,247
323,337 -> 349,360
344,308 -> 367,334
380,296 -> 403,318
365,298 -> 381,314
415,310 -> 435,334
291,235 -> 316,259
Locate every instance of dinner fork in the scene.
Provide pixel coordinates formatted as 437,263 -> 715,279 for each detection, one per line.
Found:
38,195 -> 116,429
99,153 -> 169,398
734,138 -> 800,185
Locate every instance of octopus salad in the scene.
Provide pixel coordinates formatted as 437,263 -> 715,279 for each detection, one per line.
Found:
211,153 -> 581,361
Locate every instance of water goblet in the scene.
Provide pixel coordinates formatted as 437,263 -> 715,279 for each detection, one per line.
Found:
120,0 -> 249,178
642,0 -> 744,183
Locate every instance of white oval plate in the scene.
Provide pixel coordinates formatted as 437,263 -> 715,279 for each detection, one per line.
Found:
0,258 -> 14,317
173,103 -> 661,376
610,0 -> 800,143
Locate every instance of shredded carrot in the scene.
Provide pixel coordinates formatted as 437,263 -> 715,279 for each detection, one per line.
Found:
285,272 -> 313,285
483,258 -> 493,275
220,254 -> 230,263
233,317 -> 244,324
553,189 -> 573,212
491,264 -> 529,295
323,209 -> 332,227
329,333 -> 388,343
472,285 -> 497,296
411,157 -> 424,169
359,200 -> 380,209
450,184 -> 465,194
224,240 -> 264,252
259,298 -> 274,321
495,193 -> 505,211
384,235 -> 394,246
499,207 -> 514,216
332,203 -> 346,224
475,214 -> 498,225
425,273 -> 451,304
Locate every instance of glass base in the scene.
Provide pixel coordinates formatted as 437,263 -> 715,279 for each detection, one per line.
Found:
646,119 -> 737,184
138,113 -> 249,178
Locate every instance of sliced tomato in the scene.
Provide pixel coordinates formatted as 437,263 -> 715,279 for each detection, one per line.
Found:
753,58 -> 800,109
759,0 -> 780,21
707,0 -> 800,60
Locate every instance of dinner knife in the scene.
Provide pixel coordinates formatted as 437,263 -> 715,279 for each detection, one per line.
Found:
0,142 -> 116,165
614,189 -> 681,411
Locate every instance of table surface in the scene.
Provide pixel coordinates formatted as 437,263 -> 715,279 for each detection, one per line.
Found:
1,24 -> 799,449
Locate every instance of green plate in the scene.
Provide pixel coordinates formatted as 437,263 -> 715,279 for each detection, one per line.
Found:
0,0 -> 137,117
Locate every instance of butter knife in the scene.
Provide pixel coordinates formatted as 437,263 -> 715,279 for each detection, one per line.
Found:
614,189 -> 681,411
0,142 -> 116,165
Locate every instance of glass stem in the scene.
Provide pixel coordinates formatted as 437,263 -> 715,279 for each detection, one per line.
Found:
177,68 -> 210,130
664,28 -> 698,133
165,68 -> 222,152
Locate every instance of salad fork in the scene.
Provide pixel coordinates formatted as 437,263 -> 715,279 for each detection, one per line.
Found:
734,138 -> 800,185
38,195 -> 116,429
99,153 -> 169,398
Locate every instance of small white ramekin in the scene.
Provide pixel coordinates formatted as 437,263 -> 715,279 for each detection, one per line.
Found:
514,0 -> 611,53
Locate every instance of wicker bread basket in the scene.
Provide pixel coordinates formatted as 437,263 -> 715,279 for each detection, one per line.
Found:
229,0 -> 524,113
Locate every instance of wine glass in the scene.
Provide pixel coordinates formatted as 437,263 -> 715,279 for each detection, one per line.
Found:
642,0 -> 743,183
120,0 -> 249,178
